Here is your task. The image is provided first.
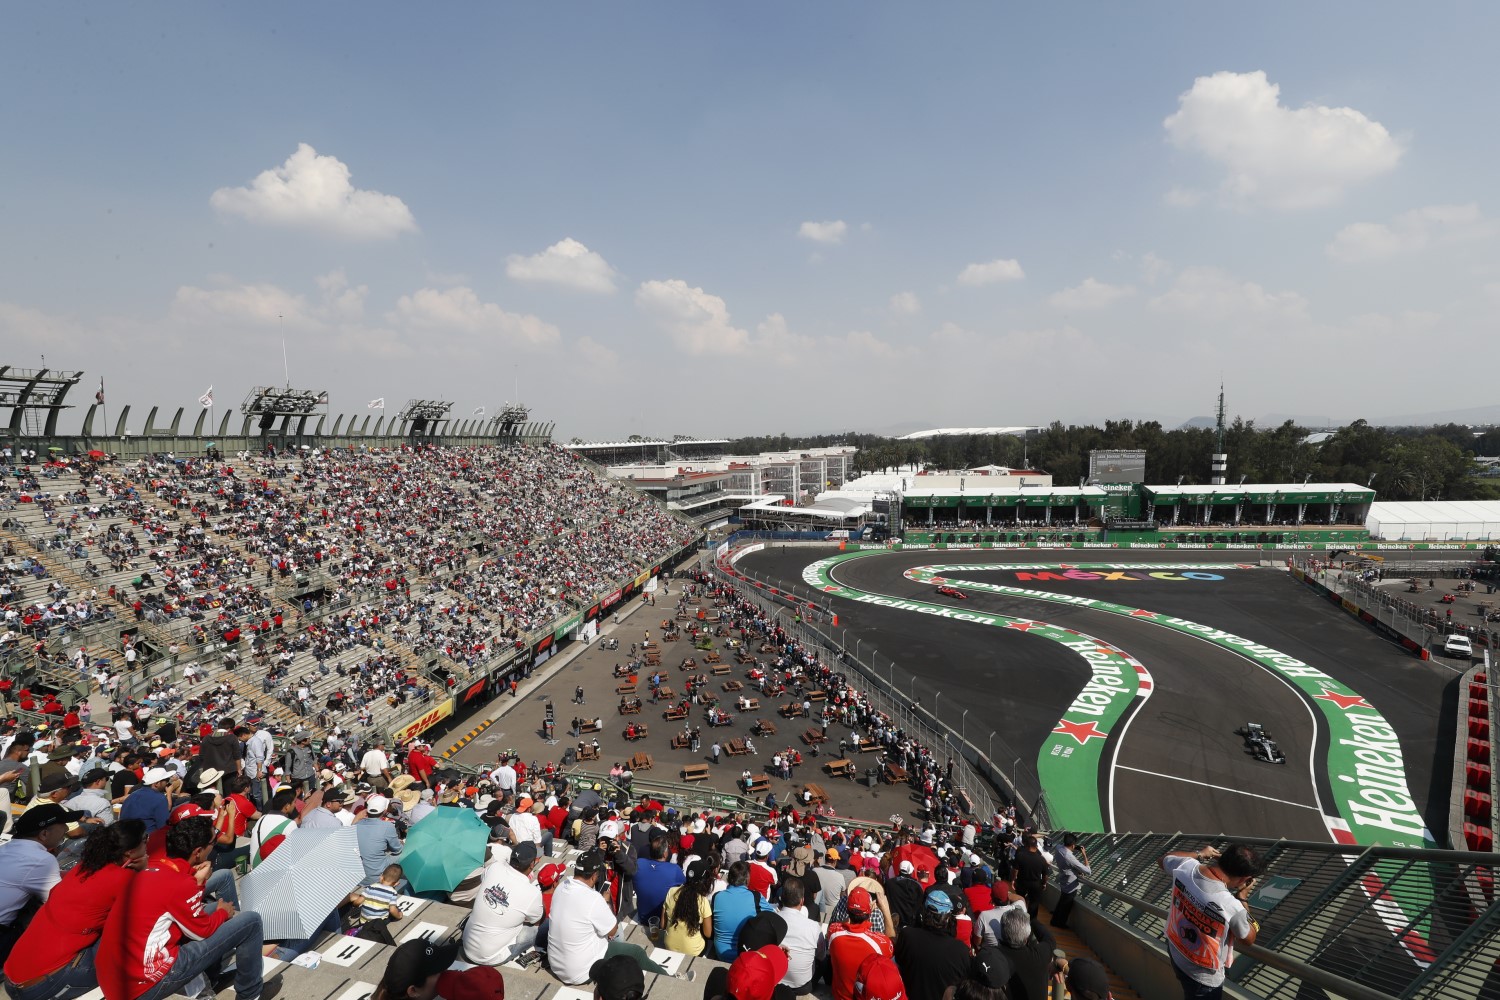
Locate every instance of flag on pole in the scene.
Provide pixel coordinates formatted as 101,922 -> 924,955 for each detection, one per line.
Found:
199,385 -> 214,408
473,406 -> 485,416
95,378 -> 105,406
367,398 -> 385,410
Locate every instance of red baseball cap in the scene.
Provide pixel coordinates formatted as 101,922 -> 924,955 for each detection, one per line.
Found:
435,966 -> 505,1000
854,954 -> 906,1000
727,946 -> 790,1000
847,886 -> 873,919
536,862 -> 566,889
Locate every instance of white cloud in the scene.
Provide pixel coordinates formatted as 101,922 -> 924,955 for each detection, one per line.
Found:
573,335 -> 620,369
210,143 -> 417,239
1148,266 -> 1308,325
1326,203 -> 1493,262
172,282 -> 318,329
505,238 -> 618,293
797,220 -> 848,245
1163,70 -> 1403,210
1163,186 -> 1204,208
956,258 -> 1025,286
316,269 -> 369,321
1140,252 -> 1173,285
888,291 -> 921,316
389,287 -> 560,348
1049,278 -> 1135,311
634,279 -> 750,355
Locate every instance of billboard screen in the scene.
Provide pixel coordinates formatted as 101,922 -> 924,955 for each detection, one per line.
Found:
1089,449 -> 1147,484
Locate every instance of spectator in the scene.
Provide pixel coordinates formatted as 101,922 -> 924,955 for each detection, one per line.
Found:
894,892 -> 973,1000
299,787 -> 346,830
775,878 -> 823,994
996,908 -> 1057,1000
65,768 -> 116,828
711,861 -> 773,961
1161,844 -> 1263,1000
282,736 -> 317,795
195,718 -> 241,793
661,859 -> 715,957
547,849 -> 681,985
827,887 -> 893,1000
1012,835 -> 1049,917
591,954 -> 645,1000
98,816 -> 268,1000
0,804 -> 85,964
350,864 -> 407,945
462,839 -> 543,965
238,726 -> 275,807
355,794 -> 404,886
973,882 -> 1027,949
884,859 -> 924,932
1050,833 -> 1090,930
1066,957 -> 1113,1000
2,820 -> 148,1000
722,946 -> 791,1000
633,836 -> 686,928
117,767 -> 172,836
248,787 -> 321,867
372,938 -> 458,1000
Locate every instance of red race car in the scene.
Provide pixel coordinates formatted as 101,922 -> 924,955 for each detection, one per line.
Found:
936,585 -> 968,599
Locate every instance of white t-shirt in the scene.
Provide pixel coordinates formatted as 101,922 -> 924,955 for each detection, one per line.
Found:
114,719 -> 135,741
547,878 -> 616,984
360,749 -> 389,775
1162,855 -> 1251,986
508,811 -> 542,846
777,905 -> 823,987
461,862 -> 544,966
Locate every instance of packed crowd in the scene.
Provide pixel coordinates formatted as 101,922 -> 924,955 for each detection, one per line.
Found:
1,715 -> 1126,1000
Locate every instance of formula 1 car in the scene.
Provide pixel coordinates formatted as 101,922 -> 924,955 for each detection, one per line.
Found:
1236,723 -> 1286,764
936,585 -> 968,599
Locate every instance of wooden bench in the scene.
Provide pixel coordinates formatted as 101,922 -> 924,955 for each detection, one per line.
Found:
722,680 -> 744,692
805,690 -> 827,702
643,652 -> 661,666
779,703 -> 806,719
802,728 -> 827,746
623,724 -> 650,742
752,719 -> 777,737
663,706 -> 688,722
883,761 -> 909,784
825,758 -> 857,778
857,738 -> 881,754
737,697 -> 761,712
711,664 -> 731,676
577,745 -> 600,761
579,720 -> 602,735
801,782 -> 829,806
682,763 -> 710,782
612,665 -> 636,679
676,609 -> 690,621
655,685 -> 674,701
745,776 -> 771,795
670,733 -> 690,750
618,702 -> 642,715
735,651 -> 757,664
628,752 -> 654,770
725,739 -> 751,756
679,657 -> 698,671
704,651 -> 722,665
616,682 -> 638,695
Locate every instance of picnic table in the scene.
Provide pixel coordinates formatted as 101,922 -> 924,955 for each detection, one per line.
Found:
745,776 -> 771,795
711,664 -> 731,676
579,720 -> 602,735
612,664 -> 637,679
663,705 -> 689,722
643,651 -> 661,666
883,760 -> 909,784
655,684 -> 675,700
722,680 -> 744,692
752,719 -> 777,737
618,701 -> 642,715
801,782 -> 829,806
802,728 -> 827,746
779,703 -> 807,719
726,738 -> 752,756
856,737 -> 881,753
623,723 -> 650,741
737,697 -> 761,712
704,651 -> 722,665
670,733 -> 691,750
628,751 -> 654,771
825,758 -> 857,778
735,651 -> 757,664
615,681 -> 638,694
806,690 -> 827,702
577,745 -> 600,761
682,763 -> 710,782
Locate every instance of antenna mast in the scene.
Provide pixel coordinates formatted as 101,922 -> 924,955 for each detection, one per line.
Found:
1210,382 -> 1228,485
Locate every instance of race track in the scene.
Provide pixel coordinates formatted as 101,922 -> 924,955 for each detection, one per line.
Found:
736,547 -> 1451,843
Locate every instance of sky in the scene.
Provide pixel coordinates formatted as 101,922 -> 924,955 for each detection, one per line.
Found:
3,3 -> 1497,441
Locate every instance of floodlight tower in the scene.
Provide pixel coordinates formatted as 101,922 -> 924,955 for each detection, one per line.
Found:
1209,383 -> 1228,485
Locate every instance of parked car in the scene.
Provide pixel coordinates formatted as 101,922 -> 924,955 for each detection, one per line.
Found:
1442,635 -> 1474,659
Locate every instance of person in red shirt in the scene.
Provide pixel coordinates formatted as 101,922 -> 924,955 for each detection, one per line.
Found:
2,820 -> 149,1000
98,816 -> 268,1000
827,888 -> 894,1000
405,743 -> 437,786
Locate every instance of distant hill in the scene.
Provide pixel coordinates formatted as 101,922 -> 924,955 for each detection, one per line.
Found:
1372,403 -> 1500,427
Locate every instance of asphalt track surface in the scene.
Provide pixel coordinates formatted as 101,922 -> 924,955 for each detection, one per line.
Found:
738,548 -> 1453,841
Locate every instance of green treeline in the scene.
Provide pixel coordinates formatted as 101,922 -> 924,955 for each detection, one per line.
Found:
726,420 -> 1500,502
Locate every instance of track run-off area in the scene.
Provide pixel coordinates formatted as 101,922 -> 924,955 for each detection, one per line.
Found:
755,548 -> 1444,852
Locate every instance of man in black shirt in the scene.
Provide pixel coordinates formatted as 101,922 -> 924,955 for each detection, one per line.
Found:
996,908 -> 1058,1000
1012,834 -> 1050,917
894,892 -> 973,1000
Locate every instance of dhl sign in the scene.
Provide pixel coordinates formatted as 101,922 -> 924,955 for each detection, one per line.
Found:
392,698 -> 455,744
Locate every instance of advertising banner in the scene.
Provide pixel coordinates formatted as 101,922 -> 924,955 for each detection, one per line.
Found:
392,698 -> 455,743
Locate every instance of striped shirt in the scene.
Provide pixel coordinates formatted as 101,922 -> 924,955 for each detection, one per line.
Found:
359,880 -> 400,922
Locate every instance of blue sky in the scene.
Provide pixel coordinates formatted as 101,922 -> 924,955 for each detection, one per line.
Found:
3,3 -> 1496,439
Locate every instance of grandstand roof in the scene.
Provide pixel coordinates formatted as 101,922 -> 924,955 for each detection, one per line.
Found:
897,426 -> 1039,439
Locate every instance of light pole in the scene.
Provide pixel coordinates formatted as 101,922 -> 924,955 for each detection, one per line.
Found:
1012,757 -> 1022,791
961,708 -> 968,741
988,732 -> 996,762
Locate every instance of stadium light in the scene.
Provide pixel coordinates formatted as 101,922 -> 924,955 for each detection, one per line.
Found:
398,399 -> 453,437
240,386 -> 329,434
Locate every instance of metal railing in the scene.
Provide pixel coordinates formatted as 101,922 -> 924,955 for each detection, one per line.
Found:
1293,555 -> 1500,652
1070,830 -> 1500,1000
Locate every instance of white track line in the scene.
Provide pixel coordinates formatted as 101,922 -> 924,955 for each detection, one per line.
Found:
1114,765 -> 1322,810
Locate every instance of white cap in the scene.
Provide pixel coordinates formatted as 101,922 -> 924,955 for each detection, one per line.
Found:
142,766 -> 173,786
599,819 -> 623,840
366,794 -> 390,815
746,823 -> 760,840
755,840 -> 773,857
899,860 -> 915,874
691,818 -> 706,834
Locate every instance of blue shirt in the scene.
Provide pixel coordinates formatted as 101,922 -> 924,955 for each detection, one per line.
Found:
355,818 -> 404,883
710,885 -> 770,961
633,858 -> 685,925
119,786 -> 169,835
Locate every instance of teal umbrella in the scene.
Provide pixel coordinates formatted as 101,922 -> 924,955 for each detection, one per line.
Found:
398,805 -> 490,893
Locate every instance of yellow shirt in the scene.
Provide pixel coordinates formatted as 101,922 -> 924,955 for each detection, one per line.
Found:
661,885 -> 711,956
